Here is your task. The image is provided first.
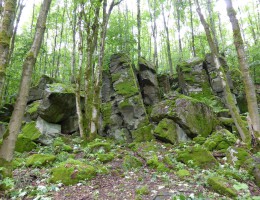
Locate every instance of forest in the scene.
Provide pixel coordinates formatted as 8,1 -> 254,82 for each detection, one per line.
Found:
0,0 -> 260,199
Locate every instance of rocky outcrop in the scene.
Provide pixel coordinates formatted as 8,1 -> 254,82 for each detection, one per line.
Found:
137,57 -> 160,106
151,96 -> 217,138
101,53 -> 152,142
177,57 -> 211,96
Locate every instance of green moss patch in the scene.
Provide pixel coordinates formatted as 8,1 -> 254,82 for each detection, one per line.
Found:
26,101 -> 40,115
154,118 -> 177,144
176,146 -> 218,169
50,159 -> 96,185
226,147 -> 250,168
26,154 -> 56,167
20,122 -> 41,141
97,153 -> 115,163
132,125 -> 154,142
15,135 -> 37,153
88,142 -> 111,153
176,169 -> 190,178
122,155 -> 143,170
207,176 -> 237,198
114,80 -> 139,97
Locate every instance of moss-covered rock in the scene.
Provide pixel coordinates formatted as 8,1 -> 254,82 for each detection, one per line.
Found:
147,155 -> 169,172
241,155 -> 260,187
114,80 -> 139,98
203,129 -> 236,151
122,155 -> 143,170
193,136 -> 207,145
151,96 -> 217,138
20,121 -> 41,141
15,135 -> 37,153
226,147 -> 250,168
207,176 -> 237,198
97,153 -> 115,163
176,169 -> 190,178
88,142 -> 111,153
50,159 -> 96,185
132,124 -> 154,142
26,154 -> 56,167
25,101 -> 40,120
154,118 -> 177,144
176,146 -> 218,169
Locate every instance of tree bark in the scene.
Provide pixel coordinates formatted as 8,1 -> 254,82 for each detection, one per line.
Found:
137,0 -> 141,60
0,0 -> 52,162
189,0 -> 196,57
195,0 -> 251,145
70,1 -> 77,83
0,0 -> 17,106
226,0 -> 260,143
175,0 -> 183,58
162,3 -> 173,75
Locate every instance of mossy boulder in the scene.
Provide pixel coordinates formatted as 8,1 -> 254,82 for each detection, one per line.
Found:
15,135 -> 37,153
176,146 -> 218,169
151,96 -> 216,138
147,155 -> 169,172
207,176 -> 237,198
97,153 -> 115,163
50,159 -> 96,185
131,124 -> 154,142
226,147 -> 250,168
20,121 -> 41,141
203,129 -> 237,151
176,169 -> 190,178
25,101 -> 41,121
88,142 -> 111,153
26,154 -> 56,167
122,155 -> 143,170
193,136 -> 207,145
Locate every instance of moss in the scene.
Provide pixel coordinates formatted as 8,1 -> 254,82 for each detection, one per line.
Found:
176,169 -> 190,178
219,117 -> 234,126
114,79 -> 139,97
203,129 -> 236,151
97,153 -> 115,163
47,83 -> 74,93
26,154 -> 56,167
176,146 -> 218,169
226,147 -> 250,168
154,118 -> 177,144
26,101 -> 40,115
147,155 -> 169,172
122,155 -> 143,170
101,102 -> 112,128
20,122 -> 41,141
0,158 -> 12,178
15,135 -> 37,153
118,99 -> 132,109
207,176 -> 237,198
111,73 -> 121,82
193,136 -> 207,145
88,142 -> 111,153
132,124 -> 154,142
53,138 -> 73,152
135,185 -> 149,195
12,158 -> 25,169
50,159 -> 96,185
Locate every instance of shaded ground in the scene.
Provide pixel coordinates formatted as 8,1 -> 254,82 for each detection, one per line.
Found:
1,137 -> 260,200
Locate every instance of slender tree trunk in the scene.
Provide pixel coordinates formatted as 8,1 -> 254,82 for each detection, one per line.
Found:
9,0 -> 25,63
31,0 -> 35,36
52,6 -> 59,78
175,0 -> 182,59
195,0 -> 251,145
162,4 -> 173,75
0,0 -> 3,19
70,2 -> 77,83
246,8 -> 257,45
0,0 -> 52,161
137,0 -> 141,60
226,0 -> 260,143
0,0 -> 17,106
207,0 -> 219,53
189,0 -> 196,57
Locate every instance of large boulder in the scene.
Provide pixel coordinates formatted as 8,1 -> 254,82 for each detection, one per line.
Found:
101,54 -> 152,142
151,96 -> 216,138
153,118 -> 189,144
137,57 -> 160,106
177,57 -> 212,96
38,83 -> 76,123
61,115 -> 78,134
157,74 -> 172,95
28,75 -> 56,103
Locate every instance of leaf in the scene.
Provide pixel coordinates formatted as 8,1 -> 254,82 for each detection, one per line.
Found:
233,183 -> 248,191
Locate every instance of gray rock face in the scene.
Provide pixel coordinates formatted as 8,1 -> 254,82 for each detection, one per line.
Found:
61,115 -> 78,134
28,75 -> 56,103
157,74 -> 171,95
151,96 -> 216,138
38,83 -> 76,123
137,57 -> 160,106
101,54 -> 151,142
177,57 -> 211,96
36,117 -> 61,145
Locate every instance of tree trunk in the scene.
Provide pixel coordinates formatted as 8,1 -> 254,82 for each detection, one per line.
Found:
189,0 -> 196,57
162,4 -> 173,75
195,0 -> 251,145
70,2 -> 77,83
0,0 -> 52,162
137,0 -> 141,60
226,0 -> 260,143
52,6 -> 59,78
176,0 -> 183,59
0,0 -> 17,106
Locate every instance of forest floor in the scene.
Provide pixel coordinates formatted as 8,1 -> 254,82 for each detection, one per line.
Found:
1,135 -> 260,200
